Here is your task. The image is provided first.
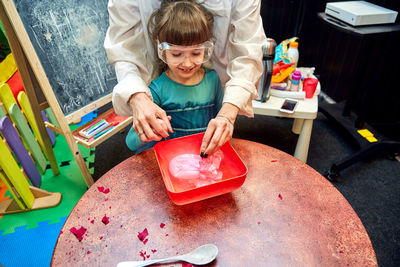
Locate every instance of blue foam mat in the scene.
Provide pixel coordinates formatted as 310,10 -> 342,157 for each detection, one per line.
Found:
0,216 -> 67,267
75,110 -> 98,127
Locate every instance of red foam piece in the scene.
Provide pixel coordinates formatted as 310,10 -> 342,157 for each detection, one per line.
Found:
6,71 -> 25,102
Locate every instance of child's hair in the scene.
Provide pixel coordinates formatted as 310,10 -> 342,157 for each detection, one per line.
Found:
148,0 -> 214,75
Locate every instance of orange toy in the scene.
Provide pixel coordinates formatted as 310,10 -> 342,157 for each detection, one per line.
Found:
273,61 -> 295,75
272,66 -> 296,83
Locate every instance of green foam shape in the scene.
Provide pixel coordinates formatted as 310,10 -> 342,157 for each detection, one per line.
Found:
45,107 -> 59,135
0,104 -> 6,118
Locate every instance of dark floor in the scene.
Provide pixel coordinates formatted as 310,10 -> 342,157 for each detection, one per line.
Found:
94,101 -> 400,267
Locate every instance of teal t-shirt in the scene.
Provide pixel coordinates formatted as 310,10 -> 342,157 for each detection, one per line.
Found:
126,68 -> 223,152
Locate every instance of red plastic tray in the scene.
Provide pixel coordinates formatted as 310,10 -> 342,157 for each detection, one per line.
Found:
154,133 -> 247,205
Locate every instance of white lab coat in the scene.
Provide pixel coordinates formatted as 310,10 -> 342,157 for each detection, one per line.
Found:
104,0 -> 266,117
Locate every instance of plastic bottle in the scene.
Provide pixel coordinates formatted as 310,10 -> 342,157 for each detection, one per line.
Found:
290,70 -> 302,92
287,41 -> 299,67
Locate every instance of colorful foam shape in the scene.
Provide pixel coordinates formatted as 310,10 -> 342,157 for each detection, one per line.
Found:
0,54 -> 16,84
75,110 -> 98,126
9,104 -> 47,174
41,110 -> 56,146
0,104 -> 5,118
45,107 -> 59,130
0,20 -> 11,57
0,83 -> 17,115
17,91 -> 46,156
0,116 -> 41,187
0,170 -> 25,210
0,216 -> 67,267
0,136 -> 34,209
0,179 -> 10,221
0,130 -> 91,234
6,71 -> 25,103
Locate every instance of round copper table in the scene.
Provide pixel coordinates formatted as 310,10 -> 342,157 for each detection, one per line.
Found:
52,139 -> 377,266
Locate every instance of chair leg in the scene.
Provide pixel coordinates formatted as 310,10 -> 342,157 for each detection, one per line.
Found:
324,140 -> 400,182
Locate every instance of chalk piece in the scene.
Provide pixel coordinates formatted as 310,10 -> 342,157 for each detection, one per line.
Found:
82,119 -> 103,133
80,121 -> 110,139
94,126 -> 114,139
78,119 -> 105,137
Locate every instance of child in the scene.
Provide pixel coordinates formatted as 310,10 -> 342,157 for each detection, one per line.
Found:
126,0 -> 223,153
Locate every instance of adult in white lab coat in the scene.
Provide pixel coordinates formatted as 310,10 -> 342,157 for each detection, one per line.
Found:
104,0 -> 266,156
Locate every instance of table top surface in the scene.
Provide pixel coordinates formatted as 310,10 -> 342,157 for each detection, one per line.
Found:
52,139 -> 377,267
252,95 -> 318,120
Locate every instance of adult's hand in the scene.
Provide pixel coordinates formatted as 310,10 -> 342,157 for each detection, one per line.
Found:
200,103 -> 239,156
129,92 -> 173,142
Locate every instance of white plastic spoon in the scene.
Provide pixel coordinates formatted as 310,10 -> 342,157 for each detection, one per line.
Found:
116,244 -> 218,267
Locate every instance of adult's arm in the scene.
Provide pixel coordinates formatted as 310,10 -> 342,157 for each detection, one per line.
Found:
224,0 -> 266,117
201,0 -> 266,155
104,0 -> 172,140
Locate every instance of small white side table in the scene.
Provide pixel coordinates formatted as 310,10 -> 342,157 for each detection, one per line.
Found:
252,95 -> 318,163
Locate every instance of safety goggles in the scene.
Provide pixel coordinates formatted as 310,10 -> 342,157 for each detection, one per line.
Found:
157,40 -> 214,65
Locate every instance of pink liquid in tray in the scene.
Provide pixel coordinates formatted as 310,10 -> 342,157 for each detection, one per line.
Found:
169,150 -> 224,192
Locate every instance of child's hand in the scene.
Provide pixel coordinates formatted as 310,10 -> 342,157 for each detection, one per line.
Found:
200,116 -> 233,156
200,103 -> 238,156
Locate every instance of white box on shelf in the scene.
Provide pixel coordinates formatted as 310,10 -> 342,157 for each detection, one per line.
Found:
325,1 -> 398,26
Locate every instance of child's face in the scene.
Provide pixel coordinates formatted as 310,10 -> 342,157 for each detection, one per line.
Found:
157,41 -> 214,81
165,47 -> 205,66
165,47 -> 204,79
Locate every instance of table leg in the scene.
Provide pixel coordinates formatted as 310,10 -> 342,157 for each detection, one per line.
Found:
294,119 -> 313,163
292,118 -> 304,134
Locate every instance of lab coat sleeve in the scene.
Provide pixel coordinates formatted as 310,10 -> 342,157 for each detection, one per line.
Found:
224,0 -> 266,117
104,0 -> 153,117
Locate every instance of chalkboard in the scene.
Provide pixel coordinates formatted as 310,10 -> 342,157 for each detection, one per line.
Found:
14,0 -> 117,116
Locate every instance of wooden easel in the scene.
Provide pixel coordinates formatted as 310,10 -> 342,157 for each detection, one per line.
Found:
0,0 -> 132,187
0,4 -> 59,178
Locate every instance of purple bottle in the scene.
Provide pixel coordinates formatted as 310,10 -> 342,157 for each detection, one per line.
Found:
290,70 -> 302,92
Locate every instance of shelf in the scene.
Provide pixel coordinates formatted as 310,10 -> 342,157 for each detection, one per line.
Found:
72,108 -> 132,149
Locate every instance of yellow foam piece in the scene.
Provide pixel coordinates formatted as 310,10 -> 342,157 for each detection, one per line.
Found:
366,136 -> 378,143
0,53 -> 17,83
0,138 -> 34,209
0,83 -> 17,113
357,129 -> 374,138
